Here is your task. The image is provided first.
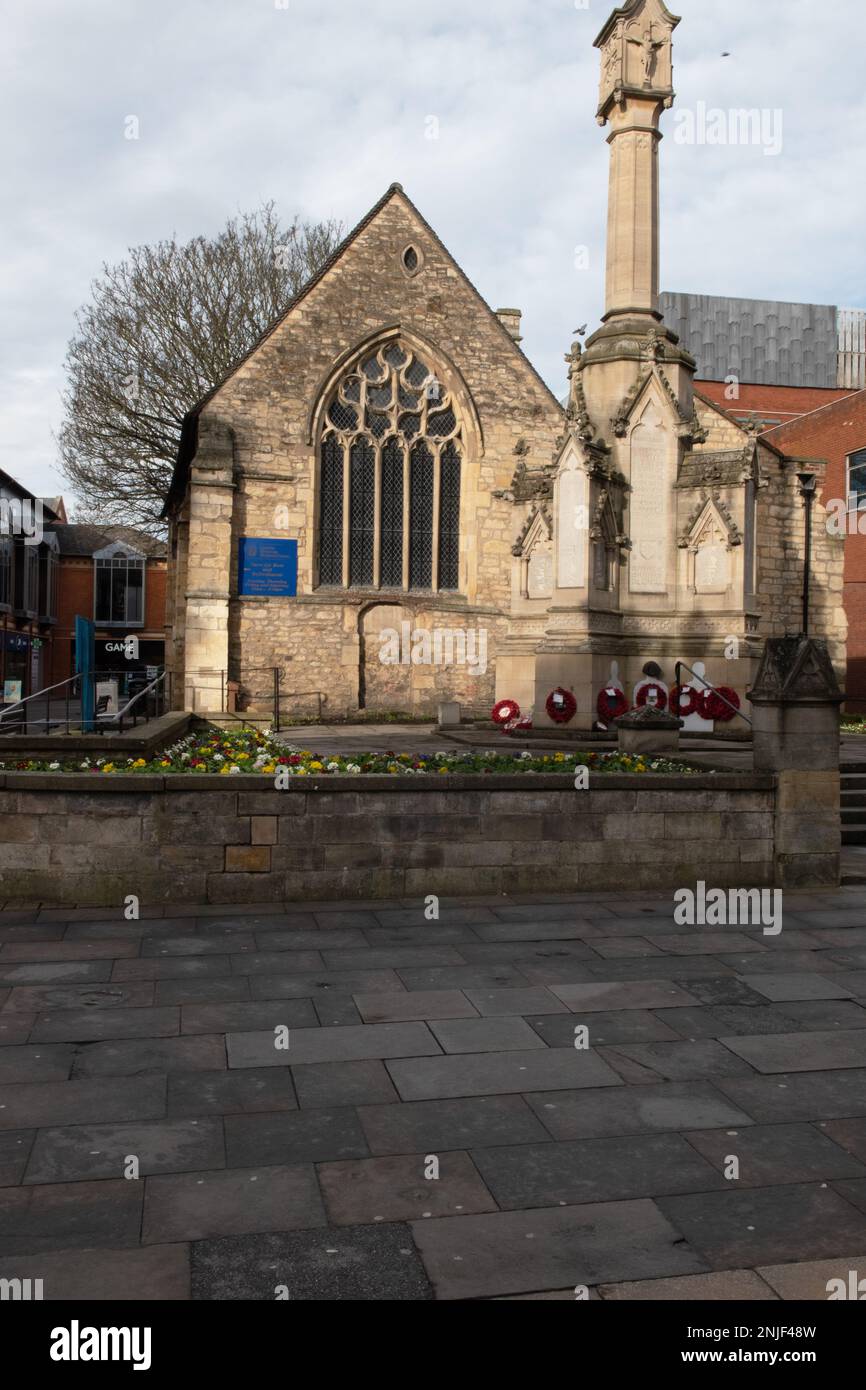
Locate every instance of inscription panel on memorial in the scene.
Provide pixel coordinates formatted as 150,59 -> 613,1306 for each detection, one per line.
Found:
629,404 -> 669,594
557,456 -> 588,590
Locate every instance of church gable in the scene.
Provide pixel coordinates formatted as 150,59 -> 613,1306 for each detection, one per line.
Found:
197,184 -> 563,456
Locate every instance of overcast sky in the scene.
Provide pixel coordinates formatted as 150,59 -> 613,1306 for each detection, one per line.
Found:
2,0 -> 864,503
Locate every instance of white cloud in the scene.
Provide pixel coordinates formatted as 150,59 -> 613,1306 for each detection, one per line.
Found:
1,0 -> 864,500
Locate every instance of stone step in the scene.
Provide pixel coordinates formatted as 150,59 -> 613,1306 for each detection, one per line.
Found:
840,763 -> 866,774
842,825 -> 866,845
842,792 -> 866,806
842,808 -> 866,823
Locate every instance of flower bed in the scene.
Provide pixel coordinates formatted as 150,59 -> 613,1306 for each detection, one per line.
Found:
0,725 -> 696,777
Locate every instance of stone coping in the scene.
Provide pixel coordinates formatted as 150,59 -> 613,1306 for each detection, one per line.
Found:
0,771 -> 776,793
0,710 -> 192,757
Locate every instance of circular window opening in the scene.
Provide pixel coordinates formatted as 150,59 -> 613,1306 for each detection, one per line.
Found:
402,245 -> 419,273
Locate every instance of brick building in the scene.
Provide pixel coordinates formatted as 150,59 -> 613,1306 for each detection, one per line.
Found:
47,524 -> 168,689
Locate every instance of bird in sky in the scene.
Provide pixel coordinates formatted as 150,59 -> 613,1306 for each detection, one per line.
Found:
721,51 -> 731,57
575,324 -> 588,337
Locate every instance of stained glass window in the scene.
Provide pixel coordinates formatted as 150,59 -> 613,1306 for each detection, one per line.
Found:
318,340 -> 463,593
319,435 -> 344,585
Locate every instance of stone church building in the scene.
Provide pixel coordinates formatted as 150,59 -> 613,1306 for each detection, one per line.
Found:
164,0 -> 845,729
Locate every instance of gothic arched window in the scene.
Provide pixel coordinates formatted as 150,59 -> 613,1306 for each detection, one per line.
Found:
318,341 -> 462,591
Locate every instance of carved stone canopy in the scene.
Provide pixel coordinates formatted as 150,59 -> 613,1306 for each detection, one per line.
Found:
594,0 -> 680,123
749,637 -> 844,706
679,493 -> 742,551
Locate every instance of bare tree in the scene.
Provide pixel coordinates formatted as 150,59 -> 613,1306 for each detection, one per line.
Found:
59,204 -> 344,531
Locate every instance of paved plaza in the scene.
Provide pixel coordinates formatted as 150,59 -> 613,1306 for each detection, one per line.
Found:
2,886 -> 866,1300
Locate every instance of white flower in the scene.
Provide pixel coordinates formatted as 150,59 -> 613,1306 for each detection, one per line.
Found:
346,764 -> 361,775
49,762 -> 60,770
228,765 -> 241,775
327,762 -> 340,773
519,751 -> 532,760
213,753 -> 224,762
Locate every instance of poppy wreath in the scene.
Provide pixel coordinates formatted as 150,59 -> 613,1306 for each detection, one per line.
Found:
670,684 -> 699,718
596,687 -> 629,724
546,687 -> 577,724
635,683 -> 668,712
491,699 -> 521,727
699,685 -> 741,723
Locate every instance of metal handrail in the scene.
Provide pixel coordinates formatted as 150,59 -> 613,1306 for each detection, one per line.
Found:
674,660 -> 752,727
0,674 -> 79,721
97,670 -> 167,732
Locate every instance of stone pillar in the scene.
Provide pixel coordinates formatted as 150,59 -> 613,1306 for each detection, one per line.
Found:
182,416 -> 235,713
603,97 -> 663,321
750,637 -> 844,888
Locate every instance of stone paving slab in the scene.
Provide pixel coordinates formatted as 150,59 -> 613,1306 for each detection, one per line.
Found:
683,1122 -> 866,1186
30,1005 -> 180,1043
317,1152 -> 497,1226
23,1118 -> 225,1184
179,999 -> 318,1035
526,1082 -> 756,1141
291,1059 -> 400,1109
0,1178 -> 143,1256
0,1075 -> 166,1130
71,1035 -> 226,1077
719,1069 -> 866,1123
549,981 -> 698,1011
358,1095 -> 551,1155
0,1130 -> 33,1185
155,973 -> 252,1006
1,981 -> 155,1013
742,973 -> 855,1002
527,1009 -> 680,1047
190,1225 -> 433,1300
226,1022 -> 440,1068
472,1133 -> 725,1210
386,1048 -> 622,1101
167,1068 -> 297,1117
0,1243 -> 191,1299
410,1200 -> 708,1300
463,987 -> 567,1017
599,1270 -> 778,1300
723,1029 -> 866,1074
599,1039 -> 755,1083
353,989 -> 479,1023
657,1183 -> 866,1268
428,1017 -> 546,1054
224,1108 -> 370,1167
0,1044 -> 75,1084
143,1165 -> 326,1243
756,1255 -> 866,1300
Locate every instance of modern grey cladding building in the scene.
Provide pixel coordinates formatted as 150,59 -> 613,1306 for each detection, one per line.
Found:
660,293 -> 866,390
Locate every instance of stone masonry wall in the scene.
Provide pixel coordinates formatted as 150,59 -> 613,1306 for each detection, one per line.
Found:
0,774 -> 775,907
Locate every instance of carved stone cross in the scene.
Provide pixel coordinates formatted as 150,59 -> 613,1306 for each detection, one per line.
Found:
628,22 -> 665,85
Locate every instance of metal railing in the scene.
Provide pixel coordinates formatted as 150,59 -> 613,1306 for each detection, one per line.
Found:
182,667 -> 326,732
674,660 -> 752,728
96,669 -> 170,733
0,668 -> 171,736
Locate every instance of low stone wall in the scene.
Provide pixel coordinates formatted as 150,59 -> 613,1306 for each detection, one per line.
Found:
0,773 -> 777,906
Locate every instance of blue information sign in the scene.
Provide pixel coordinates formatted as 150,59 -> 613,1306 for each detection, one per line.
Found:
238,538 -> 298,597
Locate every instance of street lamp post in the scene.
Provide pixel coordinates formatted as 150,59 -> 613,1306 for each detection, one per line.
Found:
797,471 -> 818,638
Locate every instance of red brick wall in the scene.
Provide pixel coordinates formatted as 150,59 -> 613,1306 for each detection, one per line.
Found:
50,558 -> 168,684
764,391 -> 866,708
